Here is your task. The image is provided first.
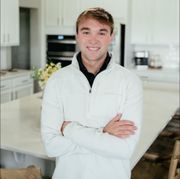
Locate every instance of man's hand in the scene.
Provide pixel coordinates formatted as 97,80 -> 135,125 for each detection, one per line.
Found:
103,114 -> 137,138
61,121 -> 71,135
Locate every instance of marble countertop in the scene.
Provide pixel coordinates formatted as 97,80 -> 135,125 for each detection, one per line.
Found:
1,82 -> 179,168
0,69 -> 33,80
129,67 -> 179,83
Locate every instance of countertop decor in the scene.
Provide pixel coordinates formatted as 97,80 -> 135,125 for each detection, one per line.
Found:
32,63 -> 61,90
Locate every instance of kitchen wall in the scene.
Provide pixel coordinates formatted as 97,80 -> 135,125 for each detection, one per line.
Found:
0,0 -> 44,71
19,0 -> 45,69
0,47 -> 12,70
12,8 -> 31,69
133,44 -> 179,69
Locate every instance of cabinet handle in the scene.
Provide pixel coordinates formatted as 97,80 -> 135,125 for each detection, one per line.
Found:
15,91 -> 18,99
11,92 -> 13,100
22,80 -> 29,84
8,34 -> 10,42
62,17 -> 64,25
141,76 -> 149,80
3,34 -> 6,43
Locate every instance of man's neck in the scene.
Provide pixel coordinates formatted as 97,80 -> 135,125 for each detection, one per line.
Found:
82,59 -> 105,75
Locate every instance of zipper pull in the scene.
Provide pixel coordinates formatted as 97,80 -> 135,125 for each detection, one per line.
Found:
89,88 -> 92,93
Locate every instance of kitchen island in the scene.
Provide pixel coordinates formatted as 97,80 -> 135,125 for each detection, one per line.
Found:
0,81 -> 179,169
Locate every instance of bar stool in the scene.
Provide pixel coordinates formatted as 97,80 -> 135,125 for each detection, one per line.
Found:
168,140 -> 180,179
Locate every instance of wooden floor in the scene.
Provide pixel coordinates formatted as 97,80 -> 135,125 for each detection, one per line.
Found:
132,158 -> 169,179
132,108 -> 180,179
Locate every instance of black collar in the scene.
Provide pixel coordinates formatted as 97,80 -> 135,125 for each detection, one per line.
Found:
77,52 -> 111,87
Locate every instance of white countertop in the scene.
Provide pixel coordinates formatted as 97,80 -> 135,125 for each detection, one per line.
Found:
1,82 -> 179,168
129,67 -> 179,83
0,69 -> 33,80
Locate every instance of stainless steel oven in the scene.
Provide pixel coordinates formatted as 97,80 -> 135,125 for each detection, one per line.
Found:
46,35 -> 78,67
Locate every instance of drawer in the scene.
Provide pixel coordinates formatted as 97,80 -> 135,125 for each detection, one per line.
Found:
13,76 -> 33,87
0,79 -> 12,91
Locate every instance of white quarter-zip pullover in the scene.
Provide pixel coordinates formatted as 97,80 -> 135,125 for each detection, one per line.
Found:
41,53 -> 143,179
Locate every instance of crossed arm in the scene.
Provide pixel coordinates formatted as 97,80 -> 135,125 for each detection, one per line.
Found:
41,75 -> 143,160
61,113 -> 137,139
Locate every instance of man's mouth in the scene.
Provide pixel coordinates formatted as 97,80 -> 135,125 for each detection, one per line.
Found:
87,46 -> 100,51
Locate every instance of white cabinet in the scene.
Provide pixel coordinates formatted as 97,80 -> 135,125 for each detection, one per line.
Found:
44,0 -> 128,29
131,0 -> 179,45
0,79 -> 12,103
1,75 -> 34,104
13,76 -> 34,100
0,0 -> 19,46
153,0 -> 179,45
1,91 -> 12,104
13,86 -> 33,99
45,0 -> 79,27
131,0 -> 151,44
79,0 -> 128,22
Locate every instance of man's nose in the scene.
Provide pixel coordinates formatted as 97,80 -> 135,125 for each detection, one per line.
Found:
89,34 -> 99,44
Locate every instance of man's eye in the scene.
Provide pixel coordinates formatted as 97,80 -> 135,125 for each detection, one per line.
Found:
82,31 -> 89,35
99,32 -> 106,36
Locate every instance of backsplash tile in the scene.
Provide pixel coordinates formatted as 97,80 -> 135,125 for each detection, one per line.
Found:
134,44 -> 179,69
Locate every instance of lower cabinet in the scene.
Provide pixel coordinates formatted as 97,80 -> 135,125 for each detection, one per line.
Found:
13,85 -> 33,100
1,74 -> 34,104
1,90 -> 12,104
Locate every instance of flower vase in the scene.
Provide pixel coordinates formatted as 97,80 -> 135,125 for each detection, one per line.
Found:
38,81 -> 45,99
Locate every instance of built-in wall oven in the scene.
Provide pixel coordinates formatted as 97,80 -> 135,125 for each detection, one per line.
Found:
47,23 -> 126,68
46,35 -> 78,67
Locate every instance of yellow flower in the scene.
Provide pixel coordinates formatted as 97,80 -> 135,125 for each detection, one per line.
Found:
32,62 -> 61,90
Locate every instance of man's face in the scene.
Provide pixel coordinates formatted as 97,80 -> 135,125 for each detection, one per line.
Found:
76,18 -> 114,63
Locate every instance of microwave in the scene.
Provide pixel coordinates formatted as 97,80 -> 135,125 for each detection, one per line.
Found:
46,35 -> 78,67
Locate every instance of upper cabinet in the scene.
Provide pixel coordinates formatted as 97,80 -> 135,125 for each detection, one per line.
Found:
44,0 -> 79,27
44,0 -> 128,31
131,0 -> 179,45
0,0 -> 19,46
79,0 -> 128,22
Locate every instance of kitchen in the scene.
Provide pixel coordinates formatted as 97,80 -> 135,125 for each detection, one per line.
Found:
0,0 -> 179,178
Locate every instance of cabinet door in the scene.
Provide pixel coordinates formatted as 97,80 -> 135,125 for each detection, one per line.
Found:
0,0 -> 5,45
12,75 -> 34,100
98,0 -> 127,21
79,0 -> 101,12
63,0 -> 79,26
13,85 -> 33,100
1,91 -> 12,104
45,0 -> 79,27
45,0 -> 61,26
174,0 -> 179,44
0,0 -> 19,46
79,0 -> 127,21
131,0 -> 179,45
7,0 -> 19,46
131,0 -> 153,44
153,0 -> 179,45
1,79 -> 12,103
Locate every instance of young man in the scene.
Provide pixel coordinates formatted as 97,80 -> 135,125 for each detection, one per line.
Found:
41,7 -> 143,179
